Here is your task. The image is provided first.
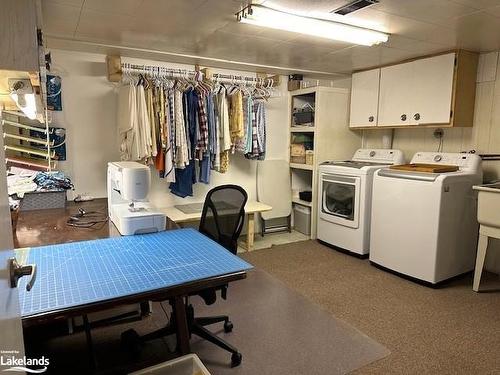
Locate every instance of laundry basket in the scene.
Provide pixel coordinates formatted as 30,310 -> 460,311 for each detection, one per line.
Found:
129,354 -> 211,375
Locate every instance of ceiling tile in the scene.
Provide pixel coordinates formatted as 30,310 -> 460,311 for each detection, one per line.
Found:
484,5 -> 500,17
383,35 -> 449,54
82,0 -> 143,16
75,9 -> 135,40
269,40 -> 336,67
448,0 -> 500,10
45,0 -> 84,7
41,1 -> 81,36
133,0 -> 207,27
196,31 -> 279,63
446,11 -> 500,50
372,0 -> 478,26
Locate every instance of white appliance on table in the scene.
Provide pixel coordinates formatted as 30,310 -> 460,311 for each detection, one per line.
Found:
369,152 -> 482,284
107,161 -> 166,235
317,149 -> 405,256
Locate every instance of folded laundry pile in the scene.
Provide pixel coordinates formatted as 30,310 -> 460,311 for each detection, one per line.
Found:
7,167 -> 73,200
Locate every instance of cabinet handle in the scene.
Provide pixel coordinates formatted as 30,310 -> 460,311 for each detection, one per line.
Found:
401,114 -> 407,121
414,113 -> 421,121
368,116 -> 374,123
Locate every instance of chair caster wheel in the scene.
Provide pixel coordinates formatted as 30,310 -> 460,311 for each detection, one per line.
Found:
224,321 -> 233,333
121,329 -> 142,355
231,352 -> 242,367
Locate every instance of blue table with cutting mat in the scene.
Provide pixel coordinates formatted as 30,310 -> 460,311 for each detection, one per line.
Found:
16,228 -> 253,366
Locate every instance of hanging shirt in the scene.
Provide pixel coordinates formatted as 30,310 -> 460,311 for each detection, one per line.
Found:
218,88 -> 231,152
229,90 -> 244,145
117,84 -> 138,161
163,88 -> 175,183
136,84 -> 151,160
145,85 -> 156,159
212,92 -> 221,171
245,95 -> 254,154
170,162 -> 196,198
174,89 -> 189,168
195,91 -> 209,161
185,89 -> 199,160
245,100 -> 266,160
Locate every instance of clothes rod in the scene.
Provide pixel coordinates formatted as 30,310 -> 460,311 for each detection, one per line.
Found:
119,61 -> 280,87
108,56 -> 280,86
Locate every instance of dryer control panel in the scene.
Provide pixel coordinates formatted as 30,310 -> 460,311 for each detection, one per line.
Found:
352,149 -> 405,164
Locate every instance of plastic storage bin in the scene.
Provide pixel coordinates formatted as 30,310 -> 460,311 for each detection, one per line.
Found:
130,354 -> 211,375
293,204 -> 311,236
20,190 -> 66,211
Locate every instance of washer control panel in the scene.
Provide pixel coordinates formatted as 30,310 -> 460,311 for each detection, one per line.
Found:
411,152 -> 481,171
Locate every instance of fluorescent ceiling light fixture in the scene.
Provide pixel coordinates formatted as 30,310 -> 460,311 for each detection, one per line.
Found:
237,5 -> 389,46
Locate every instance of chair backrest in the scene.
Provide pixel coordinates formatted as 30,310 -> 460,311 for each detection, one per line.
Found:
199,185 -> 248,254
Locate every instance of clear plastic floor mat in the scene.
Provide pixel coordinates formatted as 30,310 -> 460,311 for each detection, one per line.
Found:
191,268 -> 390,375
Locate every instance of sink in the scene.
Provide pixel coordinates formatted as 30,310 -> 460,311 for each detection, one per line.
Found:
473,183 -> 500,228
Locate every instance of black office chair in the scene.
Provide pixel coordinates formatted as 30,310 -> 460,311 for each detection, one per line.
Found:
189,184 -> 247,366
121,185 -> 247,368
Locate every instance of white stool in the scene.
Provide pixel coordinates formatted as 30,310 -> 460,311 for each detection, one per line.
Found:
473,225 -> 500,292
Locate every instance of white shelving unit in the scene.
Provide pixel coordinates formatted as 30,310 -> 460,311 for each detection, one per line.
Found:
2,110 -> 55,171
288,86 -> 361,239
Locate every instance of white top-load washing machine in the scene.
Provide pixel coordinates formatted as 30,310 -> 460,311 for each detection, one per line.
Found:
369,152 -> 482,284
317,149 -> 405,256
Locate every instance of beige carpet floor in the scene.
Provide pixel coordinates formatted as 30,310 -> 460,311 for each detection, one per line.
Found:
241,240 -> 500,375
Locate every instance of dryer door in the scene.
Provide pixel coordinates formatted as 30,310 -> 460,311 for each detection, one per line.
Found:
320,173 -> 361,229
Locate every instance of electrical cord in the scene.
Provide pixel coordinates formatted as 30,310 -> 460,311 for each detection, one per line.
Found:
66,207 -> 108,228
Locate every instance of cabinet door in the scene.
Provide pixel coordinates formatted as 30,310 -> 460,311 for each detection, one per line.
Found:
378,62 -> 414,127
349,69 -> 380,128
411,53 -> 455,125
0,0 -> 39,72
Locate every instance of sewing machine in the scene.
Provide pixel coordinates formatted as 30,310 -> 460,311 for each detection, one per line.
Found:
107,161 -> 166,235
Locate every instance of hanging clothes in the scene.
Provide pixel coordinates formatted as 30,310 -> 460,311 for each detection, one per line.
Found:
229,90 -> 244,146
170,162 -> 196,198
162,87 -> 175,182
135,83 -> 151,160
174,89 -> 189,168
118,69 -> 269,198
117,84 -> 138,161
195,90 -> 209,161
245,100 -> 266,160
216,87 -> 231,173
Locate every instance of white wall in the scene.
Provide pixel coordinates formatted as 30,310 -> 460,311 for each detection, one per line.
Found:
50,50 -> 289,210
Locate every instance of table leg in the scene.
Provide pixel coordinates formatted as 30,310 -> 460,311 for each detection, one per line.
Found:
473,233 -> 488,292
172,296 -> 190,354
246,213 -> 255,252
82,314 -> 97,372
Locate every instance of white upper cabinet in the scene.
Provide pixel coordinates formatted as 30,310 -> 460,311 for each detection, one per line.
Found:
0,0 -> 39,72
378,62 -> 414,127
349,51 -> 478,129
411,53 -> 455,125
349,69 -> 380,128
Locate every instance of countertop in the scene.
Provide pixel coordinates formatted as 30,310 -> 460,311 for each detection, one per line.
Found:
14,198 -> 119,249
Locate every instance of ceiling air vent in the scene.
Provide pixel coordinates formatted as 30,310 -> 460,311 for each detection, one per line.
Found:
331,0 -> 379,15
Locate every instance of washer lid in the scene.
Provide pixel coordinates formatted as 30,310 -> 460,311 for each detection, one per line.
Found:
378,168 -> 439,182
320,161 -> 390,169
